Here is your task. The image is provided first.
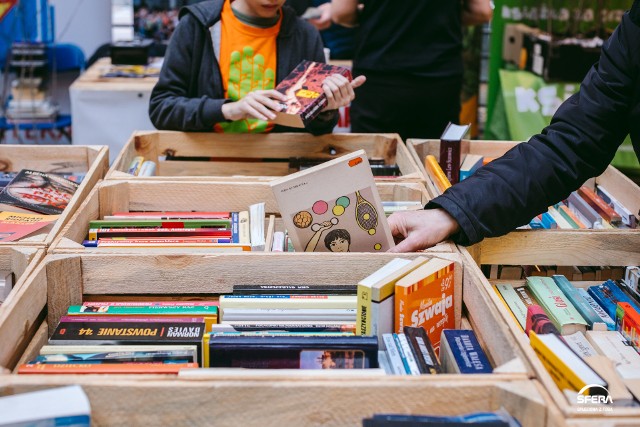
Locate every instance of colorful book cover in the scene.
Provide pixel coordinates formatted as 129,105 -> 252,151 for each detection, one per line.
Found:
0,211 -> 58,242
439,329 -> 492,374
588,280 -> 640,320
270,150 -> 394,253
616,302 -> 640,353
552,275 -> 608,329
87,227 -> 232,240
273,60 -> 352,128
31,349 -> 197,364
0,169 -> 78,215
525,304 -> 560,336
526,276 -> 588,334
577,288 -> 616,330
394,258 -> 455,354
88,218 -> 231,229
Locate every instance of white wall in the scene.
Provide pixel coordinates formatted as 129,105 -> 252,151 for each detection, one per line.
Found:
50,0 -> 112,60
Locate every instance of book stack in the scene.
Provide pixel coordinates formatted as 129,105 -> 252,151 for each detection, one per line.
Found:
82,206 -> 266,251
525,185 -> 636,230
18,301 -> 218,374
493,274 -> 640,404
0,169 -> 81,242
482,264 -> 626,281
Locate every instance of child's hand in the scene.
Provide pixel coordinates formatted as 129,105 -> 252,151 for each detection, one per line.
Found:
321,74 -> 366,111
222,90 -> 287,121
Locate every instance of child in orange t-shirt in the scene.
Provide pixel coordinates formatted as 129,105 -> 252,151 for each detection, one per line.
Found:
150,0 -> 365,134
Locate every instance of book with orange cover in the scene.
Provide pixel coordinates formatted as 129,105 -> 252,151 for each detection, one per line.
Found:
394,258 -> 455,355
0,211 -> 58,242
18,362 -> 198,374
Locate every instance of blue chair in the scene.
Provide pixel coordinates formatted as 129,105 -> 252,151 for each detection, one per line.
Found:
47,43 -> 85,72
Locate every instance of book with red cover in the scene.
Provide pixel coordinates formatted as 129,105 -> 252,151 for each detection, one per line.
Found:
274,60 -> 352,128
18,362 -> 198,374
0,211 -> 58,242
0,169 -> 78,215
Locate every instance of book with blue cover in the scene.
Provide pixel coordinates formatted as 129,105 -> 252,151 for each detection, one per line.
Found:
439,330 -> 492,374
588,280 -> 640,320
577,288 -> 616,330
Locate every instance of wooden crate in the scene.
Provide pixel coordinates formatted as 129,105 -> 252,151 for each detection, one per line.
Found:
107,131 -> 423,183
0,145 -> 109,247
50,180 -> 454,254
407,139 -> 640,266
0,252 -> 549,426
0,247 -> 45,370
459,246 -> 640,423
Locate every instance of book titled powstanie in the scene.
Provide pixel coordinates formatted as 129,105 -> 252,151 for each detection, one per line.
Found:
270,150 -> 394,253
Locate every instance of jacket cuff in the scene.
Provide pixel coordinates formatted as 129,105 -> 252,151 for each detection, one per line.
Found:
425,195 -> 479,246
202,98 -> 230,127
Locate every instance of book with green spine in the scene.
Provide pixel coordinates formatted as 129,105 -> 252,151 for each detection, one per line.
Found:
495,284 -> 528,329
525,276 -> 588,335
88,218 -> 231,229
552,275 -> 608,330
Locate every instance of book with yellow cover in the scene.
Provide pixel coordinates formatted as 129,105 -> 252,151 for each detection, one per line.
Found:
394,258 -> 455,354
0,211 -> 58,242
529,331 -> 606,393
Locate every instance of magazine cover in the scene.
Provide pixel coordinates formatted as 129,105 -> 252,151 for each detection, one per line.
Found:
270,150 -> 394,253
274,60 -> 352,128
0,169 -> 79,215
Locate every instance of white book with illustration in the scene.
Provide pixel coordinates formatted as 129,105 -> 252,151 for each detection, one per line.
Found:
270,150 -> 394,253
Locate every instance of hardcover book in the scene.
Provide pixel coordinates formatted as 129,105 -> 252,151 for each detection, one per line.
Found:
526,276 -> 588,335
208,335 -> 378,369
273,60 -> 352,128
588,280 -> 640,319
438,122 -> 470,185
270,150 -> 394,253
0,169 -> 78,215
394,258 -> 455,354
439,329 -> 492,374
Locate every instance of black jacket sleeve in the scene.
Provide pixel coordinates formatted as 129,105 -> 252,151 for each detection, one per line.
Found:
149,14 -> 228,131
428,11 -> 640,246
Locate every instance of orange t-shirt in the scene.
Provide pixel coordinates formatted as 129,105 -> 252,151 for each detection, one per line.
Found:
215,0 -> 282,133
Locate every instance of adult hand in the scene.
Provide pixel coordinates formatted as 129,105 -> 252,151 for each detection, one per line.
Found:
221,90 -> 287,121
387,209 -> 460,253
321,74 -> 366,111
308,3 -> 332,30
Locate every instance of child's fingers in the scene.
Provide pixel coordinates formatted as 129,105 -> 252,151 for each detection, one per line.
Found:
245,100 -> 271,121
262,89 -> 287,102
350,75 -> 366,89
252,93 -> 282,113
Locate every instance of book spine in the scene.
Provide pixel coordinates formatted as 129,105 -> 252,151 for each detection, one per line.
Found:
567,192 -> 601,228
495,284 -> 527,330
552,275 -> 606,329
18,362 -> 199,374
596,186 -> 637,228
438,139 -> 461,185
424,155 -> 451,194
404,326 -> 441,374
392,333 -> 411,374
88,219 -> 231,229
397,334 -> 421,375
69,305 -> 218,316
231,212 -> 239,244
382,333 -> 406,375
526,304 -> 560,335
441,330 -> 492,374
87,228 -> 232,240
232,284 -> 357,295
357,283 -> 372,336
220,295 -> 356,309
616,302 -> 640,353
578,186 -> 622,224
589,281 -> 640,319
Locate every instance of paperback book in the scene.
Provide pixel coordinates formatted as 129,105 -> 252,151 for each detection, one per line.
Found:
270,150 -> 394,253
0,169 -> 78,215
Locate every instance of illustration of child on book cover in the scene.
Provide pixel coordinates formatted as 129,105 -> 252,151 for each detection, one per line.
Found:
291,186 -> 388,253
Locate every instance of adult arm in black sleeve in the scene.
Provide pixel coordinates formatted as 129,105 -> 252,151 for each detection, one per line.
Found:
428,11 -> 640,246
149,14 -> 228,131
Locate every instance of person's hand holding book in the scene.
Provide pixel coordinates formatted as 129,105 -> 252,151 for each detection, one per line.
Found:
321,74 -> 366,111
221,89 -> 287,121
388,209 -> 460,252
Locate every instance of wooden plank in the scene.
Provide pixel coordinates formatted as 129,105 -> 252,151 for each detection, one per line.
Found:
0,261 -> 47,370
478,230 -> 640,266
0,377 -> 546,427
0,145 -> 90,173
13,320 -> 48,371
46,256 -> 83,335
79,253 -> 430,295
459,249 -> 531,372
98,181 -> 131,217
70,58 -> 158,91
108,132 -> 424,182
51,184 -> 102,250
596,166 -> 640,216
